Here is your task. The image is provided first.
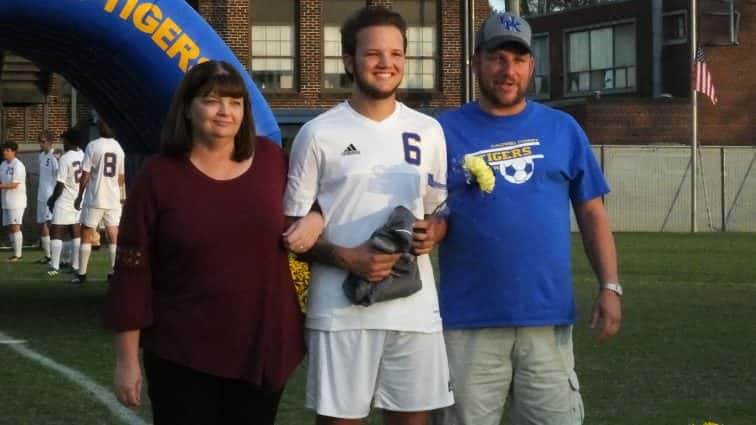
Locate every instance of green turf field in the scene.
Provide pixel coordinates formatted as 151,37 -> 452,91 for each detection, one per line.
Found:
1,233 -> 755,425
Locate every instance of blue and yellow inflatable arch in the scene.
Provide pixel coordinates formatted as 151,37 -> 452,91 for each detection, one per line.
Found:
0,0 -> 280,155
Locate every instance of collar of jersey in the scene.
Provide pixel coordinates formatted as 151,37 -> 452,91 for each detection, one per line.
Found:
342,100 -> 402,128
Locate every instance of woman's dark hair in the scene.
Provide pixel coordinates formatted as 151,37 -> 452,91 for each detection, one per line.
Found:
340,6 -> 408,81
160,60 -> 256,161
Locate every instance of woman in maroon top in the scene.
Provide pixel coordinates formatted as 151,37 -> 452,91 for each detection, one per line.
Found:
101,61 -> 322,424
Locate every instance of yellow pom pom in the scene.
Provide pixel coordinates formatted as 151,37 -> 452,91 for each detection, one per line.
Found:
462,155 -> 496,193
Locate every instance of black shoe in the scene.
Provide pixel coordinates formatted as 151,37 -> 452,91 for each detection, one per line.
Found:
60,262 -> 71,269
107,273 -> 114,283
71,274 -> 87,284
36,256 -> 52,264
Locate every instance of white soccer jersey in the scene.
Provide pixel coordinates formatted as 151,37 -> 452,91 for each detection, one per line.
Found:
81,137 -> 125,209
57,149 -> 85,207
37,149 -> 59,201
1,158 -> 27,210
285,101 -> 448,333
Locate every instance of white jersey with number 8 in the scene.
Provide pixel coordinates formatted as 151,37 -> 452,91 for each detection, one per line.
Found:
81,137 -> 125,209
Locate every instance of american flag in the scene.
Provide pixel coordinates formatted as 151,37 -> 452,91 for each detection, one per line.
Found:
694,47 -> 718,105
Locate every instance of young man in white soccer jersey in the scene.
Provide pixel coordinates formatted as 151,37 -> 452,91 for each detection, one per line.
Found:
284,6 -> 452,425
73,120 -> 125,284
36,130 -> 59,264
0,141 -> 28,262
46,128 -> 85,276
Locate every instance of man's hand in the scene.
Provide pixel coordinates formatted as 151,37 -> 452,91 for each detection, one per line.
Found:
336,241 -> 400,282
589,289 -> 622,343
74,196 -> 82,211
411,216 -> 446,255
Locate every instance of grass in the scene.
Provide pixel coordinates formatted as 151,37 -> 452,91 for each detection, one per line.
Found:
1,233 -> 755,425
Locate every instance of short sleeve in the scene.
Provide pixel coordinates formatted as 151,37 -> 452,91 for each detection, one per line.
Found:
12,163 -> 25,183
567,119 -> 610,204
423,122 -> 448,214
57,159 -> 69,184
284,123 -> 322,217
101,159 -> 158,331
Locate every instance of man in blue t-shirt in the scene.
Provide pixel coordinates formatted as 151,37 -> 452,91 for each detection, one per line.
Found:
433,12 -> 622,425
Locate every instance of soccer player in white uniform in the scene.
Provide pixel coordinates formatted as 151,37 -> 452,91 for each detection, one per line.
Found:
73,120 -> 125,284
46,128 -> 85,276
284,7 -> 452,424
36,130 -> 59,264
0,142 -> 28,262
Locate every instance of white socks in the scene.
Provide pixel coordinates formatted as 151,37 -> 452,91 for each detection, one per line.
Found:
62,240 -> 72,264
79,243 -> 92,275
50,239 -> 63,270
12,231 -> 23,258
72,238 -> 81,271
108,244 -> 117,274
41,235 -> 51,258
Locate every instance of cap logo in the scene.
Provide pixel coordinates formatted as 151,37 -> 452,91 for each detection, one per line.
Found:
498,15 -> 522,32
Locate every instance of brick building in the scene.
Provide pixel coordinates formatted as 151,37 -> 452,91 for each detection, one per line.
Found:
1,0 -> 754,147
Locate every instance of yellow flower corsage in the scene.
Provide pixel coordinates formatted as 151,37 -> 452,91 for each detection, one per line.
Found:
462,154 -> 496,193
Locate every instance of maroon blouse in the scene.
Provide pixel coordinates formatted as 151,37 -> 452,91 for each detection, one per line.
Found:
101,137 -> 305,390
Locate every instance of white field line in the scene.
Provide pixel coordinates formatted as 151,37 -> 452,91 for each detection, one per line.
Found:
0,331 -> 148,425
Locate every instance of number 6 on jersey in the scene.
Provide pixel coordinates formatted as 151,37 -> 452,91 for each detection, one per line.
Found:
402,132 -> 421,166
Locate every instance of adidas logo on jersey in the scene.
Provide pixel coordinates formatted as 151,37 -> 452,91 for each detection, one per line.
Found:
341,144 -> 360,156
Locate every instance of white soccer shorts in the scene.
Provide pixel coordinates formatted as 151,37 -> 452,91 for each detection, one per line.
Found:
52,202 -> 81,226
81,207 -> 121,228
305,329 -> 454,419
2,208 -> 25,226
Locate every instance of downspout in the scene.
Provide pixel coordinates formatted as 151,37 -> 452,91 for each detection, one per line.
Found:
652,0 -> 663,97
464,0 -> 471,103
70,87 -> 78,127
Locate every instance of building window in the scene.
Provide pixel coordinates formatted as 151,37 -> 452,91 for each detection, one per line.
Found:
529,34 -> 549,98
522,0 -> 625,16
323,0 -> 365,90
393,0 -> 438,90
566,22 -> 636,95
250,0 -> 295,91
663,11 -> 688,45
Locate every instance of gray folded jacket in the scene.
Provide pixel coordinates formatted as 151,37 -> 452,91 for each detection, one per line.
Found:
343,205 -> 422,306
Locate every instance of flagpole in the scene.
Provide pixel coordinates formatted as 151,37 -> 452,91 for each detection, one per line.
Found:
690,0 -> 698,233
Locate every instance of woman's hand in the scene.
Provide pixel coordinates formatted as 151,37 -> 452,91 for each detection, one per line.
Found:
114,357 -> 142,408
113,330 -> 142,408
283,211 -> 325,253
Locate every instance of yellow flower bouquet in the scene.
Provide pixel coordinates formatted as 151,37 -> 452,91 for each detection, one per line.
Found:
288,253 -> 311,313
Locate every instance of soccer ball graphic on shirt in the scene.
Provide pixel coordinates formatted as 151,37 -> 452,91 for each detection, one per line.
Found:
500,157 -> 535,184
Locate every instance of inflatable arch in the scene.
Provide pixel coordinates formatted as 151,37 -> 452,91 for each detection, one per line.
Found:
0,0 -> 281,156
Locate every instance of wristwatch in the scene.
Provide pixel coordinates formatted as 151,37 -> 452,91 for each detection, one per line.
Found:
600,282 -> 623,297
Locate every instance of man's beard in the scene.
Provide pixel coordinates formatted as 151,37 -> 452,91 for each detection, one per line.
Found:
479,79 -> 528,109
353,69 -> 401,100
